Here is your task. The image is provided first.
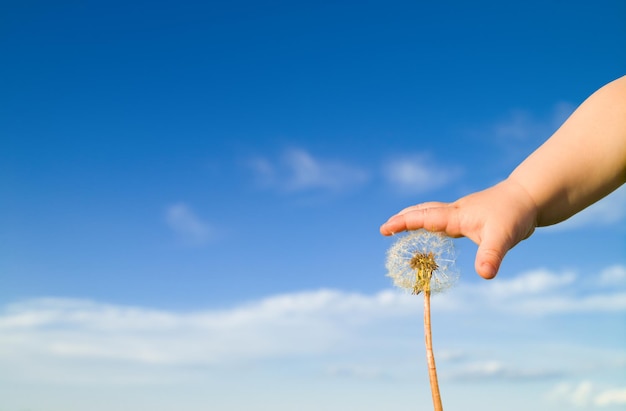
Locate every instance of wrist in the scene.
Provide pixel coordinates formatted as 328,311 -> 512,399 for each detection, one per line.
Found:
501,177 -> 540,230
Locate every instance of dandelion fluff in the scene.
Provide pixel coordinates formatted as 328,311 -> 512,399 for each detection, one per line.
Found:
386,229 -> 458,294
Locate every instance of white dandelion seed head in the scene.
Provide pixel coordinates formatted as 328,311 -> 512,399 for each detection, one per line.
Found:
385,229 -> 459,294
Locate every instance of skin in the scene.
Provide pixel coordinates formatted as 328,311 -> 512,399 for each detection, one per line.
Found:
380,75 -> 626,279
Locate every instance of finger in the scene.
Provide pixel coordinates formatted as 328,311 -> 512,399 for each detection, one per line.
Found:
474,235 -> 510,280
380,204 -> 460,236
380,202 -> 452,235
395,202 -> 451,216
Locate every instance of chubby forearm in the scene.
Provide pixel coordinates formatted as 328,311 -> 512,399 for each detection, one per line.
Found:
508,75 -> 626,227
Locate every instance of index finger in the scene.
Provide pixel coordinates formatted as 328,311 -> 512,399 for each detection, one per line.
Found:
379,203 -> 461,237
395,201 -> 451,216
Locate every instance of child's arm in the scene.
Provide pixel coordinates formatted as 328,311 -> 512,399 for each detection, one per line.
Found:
380,75 -> 626,279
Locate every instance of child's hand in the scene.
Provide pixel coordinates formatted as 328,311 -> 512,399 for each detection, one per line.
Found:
380,179 -> 538,279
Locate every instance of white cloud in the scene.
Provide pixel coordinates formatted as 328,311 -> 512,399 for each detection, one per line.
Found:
0,290 -> 419,377
435,266 -> 626,315
594,387 -> 626,407
248,148 -> 368,192
325,364 -> 386,380
517,292 -> 626,314
494,109 -> 538,141
446,360 -> 561,381
548,381 -> 594,407
599,265 -> 626,287
382,154 -> 461,194
493,102 -> 574,142
165,202 -> 212,245
547,381 -> 626,408
1,265 -> 624,385
483,268 -> 576,299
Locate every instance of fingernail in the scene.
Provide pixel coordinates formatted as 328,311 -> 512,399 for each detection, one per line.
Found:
480,262 -> 497,279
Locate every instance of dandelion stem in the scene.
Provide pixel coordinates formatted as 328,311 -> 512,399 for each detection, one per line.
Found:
424,289 -> 443,411
386,231 -> 456,411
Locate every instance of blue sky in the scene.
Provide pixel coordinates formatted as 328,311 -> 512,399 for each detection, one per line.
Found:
1,0 -> 625,410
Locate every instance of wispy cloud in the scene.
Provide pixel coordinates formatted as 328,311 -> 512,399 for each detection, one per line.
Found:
548,381 -> 595,407
0,290 -> 419,379
446,360 -> 563,381
324,364 -> 388,380
493,102 -> 574,142
165,202 -> 212,245
382,153 -> 461,194
248,148 -> 368,192
547,381 -> 626,408
594,387 -> 626,407
599,265 -> 626,287
436,266 -> 626,315
507,292 -> 626,315
483,268 -> 576,298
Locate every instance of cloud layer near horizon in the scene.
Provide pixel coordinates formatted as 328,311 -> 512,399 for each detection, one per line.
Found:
1,265 -> 624,376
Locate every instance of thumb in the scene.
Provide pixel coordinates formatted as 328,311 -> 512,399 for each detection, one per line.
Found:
475,235 -> 510,280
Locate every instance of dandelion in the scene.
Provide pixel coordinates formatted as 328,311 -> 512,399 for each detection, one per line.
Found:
386,229 -> 458,295
385,229 -> 458,411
